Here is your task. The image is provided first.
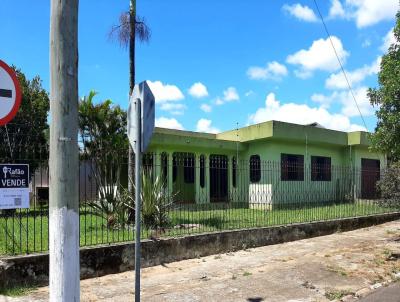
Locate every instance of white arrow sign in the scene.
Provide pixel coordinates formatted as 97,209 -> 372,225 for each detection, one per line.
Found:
127,81 -> 155,152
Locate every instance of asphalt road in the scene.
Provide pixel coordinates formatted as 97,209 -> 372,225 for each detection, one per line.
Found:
359,283 -> 400,302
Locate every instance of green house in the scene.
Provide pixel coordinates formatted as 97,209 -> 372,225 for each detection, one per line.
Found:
147,120 -> 385,207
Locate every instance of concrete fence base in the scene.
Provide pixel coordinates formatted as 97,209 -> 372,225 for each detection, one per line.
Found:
1,212 -> 400,289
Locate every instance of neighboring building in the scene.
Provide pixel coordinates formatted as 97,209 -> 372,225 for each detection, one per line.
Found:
147,120 -> 385,207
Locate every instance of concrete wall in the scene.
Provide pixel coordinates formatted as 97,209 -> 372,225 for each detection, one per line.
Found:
1,212 -> 399,289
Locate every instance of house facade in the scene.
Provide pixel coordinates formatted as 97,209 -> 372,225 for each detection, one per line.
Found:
146,120 -> 385,207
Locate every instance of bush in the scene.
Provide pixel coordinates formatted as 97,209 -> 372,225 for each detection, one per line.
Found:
377,162 -> 400,207
123,171 -> 176,230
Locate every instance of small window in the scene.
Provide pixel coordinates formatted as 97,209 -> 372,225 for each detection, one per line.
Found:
184,153 -> 195,184
200,155 -> 205,188
281,154 -> 304,181
232,157 -> 237,188
311,156 -> 331,181
249,155 -> 261,183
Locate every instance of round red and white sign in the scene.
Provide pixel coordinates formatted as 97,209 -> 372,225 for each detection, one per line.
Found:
0,60 -> 22,126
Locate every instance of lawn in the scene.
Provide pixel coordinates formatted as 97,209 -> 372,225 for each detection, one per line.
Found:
0,201 -> 396,256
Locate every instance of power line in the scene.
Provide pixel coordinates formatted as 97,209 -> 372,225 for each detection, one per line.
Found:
312,0 -> 369,131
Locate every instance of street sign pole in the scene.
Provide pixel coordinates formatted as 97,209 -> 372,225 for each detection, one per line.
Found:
134,98 -> 142,302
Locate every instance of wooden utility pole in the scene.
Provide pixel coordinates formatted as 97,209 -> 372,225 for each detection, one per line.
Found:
49,0 -> 80,301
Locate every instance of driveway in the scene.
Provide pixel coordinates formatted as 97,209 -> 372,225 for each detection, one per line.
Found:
2,220 -> 400,302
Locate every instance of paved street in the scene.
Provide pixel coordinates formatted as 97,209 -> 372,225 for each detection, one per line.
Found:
359,283 -> 400,302
2,220 -> 400,302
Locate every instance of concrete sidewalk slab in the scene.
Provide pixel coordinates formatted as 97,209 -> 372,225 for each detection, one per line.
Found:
2,220 -> 400,302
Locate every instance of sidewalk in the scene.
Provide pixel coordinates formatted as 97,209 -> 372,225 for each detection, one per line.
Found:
2,220 -> 400,302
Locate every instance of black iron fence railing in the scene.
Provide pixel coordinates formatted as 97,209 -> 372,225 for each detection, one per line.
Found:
0,151 -> 397,256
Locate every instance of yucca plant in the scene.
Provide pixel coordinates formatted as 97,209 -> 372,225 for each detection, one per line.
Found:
124,171 -> 176,229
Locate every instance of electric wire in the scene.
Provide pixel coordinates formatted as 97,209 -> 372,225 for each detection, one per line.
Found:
312,0 -> 369,131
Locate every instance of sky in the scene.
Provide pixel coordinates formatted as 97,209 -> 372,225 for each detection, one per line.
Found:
0,0 -> 398,134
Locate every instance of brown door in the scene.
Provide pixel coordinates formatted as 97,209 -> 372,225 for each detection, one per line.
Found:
361,159 -> 380,199
209,155 -> 228,202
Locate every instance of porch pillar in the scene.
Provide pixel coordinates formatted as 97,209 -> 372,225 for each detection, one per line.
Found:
154,152 -> 161,179
195,153 -> 200,203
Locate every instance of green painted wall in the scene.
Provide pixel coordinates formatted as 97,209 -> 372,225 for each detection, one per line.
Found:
148,121 -> 386,206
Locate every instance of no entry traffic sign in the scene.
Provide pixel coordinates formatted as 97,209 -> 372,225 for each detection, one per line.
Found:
0,60 -> 22,126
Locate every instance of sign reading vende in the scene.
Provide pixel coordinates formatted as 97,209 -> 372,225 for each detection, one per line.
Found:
0,60 -> 22,126
0,164 -> 30,209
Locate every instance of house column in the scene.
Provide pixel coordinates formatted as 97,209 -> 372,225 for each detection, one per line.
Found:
154,151 -> 161,179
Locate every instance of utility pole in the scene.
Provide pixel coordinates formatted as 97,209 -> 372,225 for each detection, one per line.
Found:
49,0 -> 80,301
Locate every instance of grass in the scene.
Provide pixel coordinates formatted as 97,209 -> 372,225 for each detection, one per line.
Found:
325,289 -> 353,301
0,202 -> 396,256
0,283 -> 38,297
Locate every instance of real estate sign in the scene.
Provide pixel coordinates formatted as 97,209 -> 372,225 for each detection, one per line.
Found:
0,164 -> 29,209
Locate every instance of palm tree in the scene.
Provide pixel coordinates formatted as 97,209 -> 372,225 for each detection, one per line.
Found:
109,0 -> 151,193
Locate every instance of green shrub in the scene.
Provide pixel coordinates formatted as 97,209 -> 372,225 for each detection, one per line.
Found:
377,162 -> 400,207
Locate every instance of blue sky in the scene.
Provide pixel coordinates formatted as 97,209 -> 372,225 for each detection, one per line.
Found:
0,0 -> 398,133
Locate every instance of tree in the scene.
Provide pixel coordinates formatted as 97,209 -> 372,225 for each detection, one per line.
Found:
79,92 -> 130,227
79,90 -> 128,156
0,68 -> 49,164
109,0 -> 151,193
369,11 -> 400,161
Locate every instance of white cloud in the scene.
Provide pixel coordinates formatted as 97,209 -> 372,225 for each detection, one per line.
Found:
380,27 -> 396,52
287,36 -> 349,77
245,90 -> 254,97
340,87 -> 374,117
282,3 -> 318,22
328,0 -> 398,28
215,97 -> 224,105
147,80 -> 184,103
311,87 -> 374,117
159,103 -> 186,115
247,61 -> 288,80
155,117 -> 184,130
347,0 -> 398,28
200,103 -> 212,113
248,92 -> 366,132
223,87 -> 239,101
188,82 -> 209,98
196,119 -> 220,134
328,0 -> 346,19
325,56 -> 381,90
361,38 -> 371,48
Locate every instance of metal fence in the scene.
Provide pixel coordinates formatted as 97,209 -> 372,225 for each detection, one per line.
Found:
0,151 -> 397,256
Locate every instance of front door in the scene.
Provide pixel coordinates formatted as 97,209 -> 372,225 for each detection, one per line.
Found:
361,158 -> 380,199
209,155 -> 228,202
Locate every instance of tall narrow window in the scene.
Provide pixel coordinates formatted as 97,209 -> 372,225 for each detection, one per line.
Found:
249,155 -> 261,183
161,152 -> 168,185
281,154 -> 304,181
184,153 -> 195,184
232,157 -> 237,188
200,155 -> 205,188
142,153 -> 154,177
311,156 -> 331,181
172,154 -> 177,183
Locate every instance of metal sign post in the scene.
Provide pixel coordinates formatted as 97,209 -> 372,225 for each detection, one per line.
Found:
134,98 -> 142,302
127,81 -> 155,302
